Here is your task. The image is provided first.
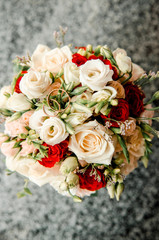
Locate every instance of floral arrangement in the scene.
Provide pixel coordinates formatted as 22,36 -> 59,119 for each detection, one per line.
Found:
0,30 -> 158,201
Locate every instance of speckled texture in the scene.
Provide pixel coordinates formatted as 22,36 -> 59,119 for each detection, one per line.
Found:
0,0 -> 159,239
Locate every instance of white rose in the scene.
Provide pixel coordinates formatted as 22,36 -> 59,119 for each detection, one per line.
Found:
40,117 -> 69,146
43,46 -> 72,74
113,48 -> 132,73
92,86 -> 117,102
6,155 -> 60,186
0,85 -> 12,109
20,70 -> 52,99
31,44 -> 50,71
29,109 -> 49,133
69,120 -> 115,165
80,59 -> 113,91
65,112 -> 92,127
6,93 -> 31,111
64,62 -> 80,86
71,91 -> 92,103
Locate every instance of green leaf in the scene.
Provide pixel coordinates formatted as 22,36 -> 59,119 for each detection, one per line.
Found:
69,86 -> 88,96
116,134 -> 130,163
24,188 -> 32,195
0,108 -> 14,117
140,122 -> 159,138
17,192 -> 26,198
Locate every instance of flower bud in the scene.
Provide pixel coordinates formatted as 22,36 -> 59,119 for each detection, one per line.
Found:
147,90 -> 159,104
104,169 -> 110,176
115,183 -> 124,201
77,48 -> 86,56
107,183 -> 115,199
113,168 -> 120,174
7,112 -> 22,122
100,45 -> 113,59
73,195 -> 82,202
117,175 -> 124,183
61,113 -> 67,119
114,158 -> 124,165
110,99 -> 118,106
86,44 -> 93,53
94,45 -> 102,56
60,156 -> 79,175
59,182 -> 68,191
141,155 -> 149,168
66,172 -> 79,188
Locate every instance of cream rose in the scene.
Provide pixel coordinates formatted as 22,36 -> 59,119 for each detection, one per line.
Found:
7,93 -> 32,111
0,85 -> 12,109
91,86 -> 117,102
43,46 -> 72,74
40,117 -> 69,146
64,62 -> 80,86
5,155 -> 59,186
80,59 -> 113,91
113,48 -> 132,73
31,44 -> 50,71
69,120 -> 115,165
65,112 -> 92,127
29,109 -> 49,133
20,70 -> 52,99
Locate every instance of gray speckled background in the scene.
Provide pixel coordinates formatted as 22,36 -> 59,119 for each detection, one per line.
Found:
0,0 -> 159,239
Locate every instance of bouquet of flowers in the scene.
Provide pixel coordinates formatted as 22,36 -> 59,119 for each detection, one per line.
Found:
0,30 -> 158,201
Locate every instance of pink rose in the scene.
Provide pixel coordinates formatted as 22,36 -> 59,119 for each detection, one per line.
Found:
20,141 -> 36,156
5,117 -> 28,137
0,133 -> 9,147
140,104 -> 154,126
22,111 -> 34,126
1,141 -> 19,157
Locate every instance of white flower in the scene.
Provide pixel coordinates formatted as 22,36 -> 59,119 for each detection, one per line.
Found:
91,86 -> 117,102
80,59 -> 113,91
0,85 -> 12,109
60,156 -> 79,175
113,48 -> 132,73
31,44 -> 50,71
20,70 -> 52,99
6,93 -> 31,111
43,46 -> 72,74
6,155 -> 59,186
29,109 -> 49,133
64,62 -> 80,86
65,112 -> 92,127
40,117 -> 69,146
69,120 -> 115,165
71,91 -> 92,103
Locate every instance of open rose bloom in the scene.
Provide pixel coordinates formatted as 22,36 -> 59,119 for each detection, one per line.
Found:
0,39 -> 158,202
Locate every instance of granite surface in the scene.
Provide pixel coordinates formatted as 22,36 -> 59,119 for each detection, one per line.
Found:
0,0 -> 159,239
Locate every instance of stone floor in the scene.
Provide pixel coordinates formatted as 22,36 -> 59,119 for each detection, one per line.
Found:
0,0 -> 159,239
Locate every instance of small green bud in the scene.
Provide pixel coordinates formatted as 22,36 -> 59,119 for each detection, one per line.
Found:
104,169 -> 110,176
100,45 -> 113,59
147,90 -> 159,104
117,175 -> 124,183
77,48 -> 86,56
73,195 -> 82,203
107,183 -> 115,199
61,113 -> 67,119
60,157 -> 79,175
114,158 -> 124,165
7,112 -> 22,122
141,156 -> 149,168
66,173 -> 79,188
113,168 -> 120,174
86,44 -> 93,53
110,99 -> 118,106
115,183 -> 124,201
94,45 -> 102,56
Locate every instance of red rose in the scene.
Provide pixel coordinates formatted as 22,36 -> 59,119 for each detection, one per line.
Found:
124,82 -> 145,117
75,46 -> 87,50
77,166 -> 106,191
14,71 -> 27,93
39,140 -> 69,168
102,99 -> 129,127
72,53 -> 87,66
